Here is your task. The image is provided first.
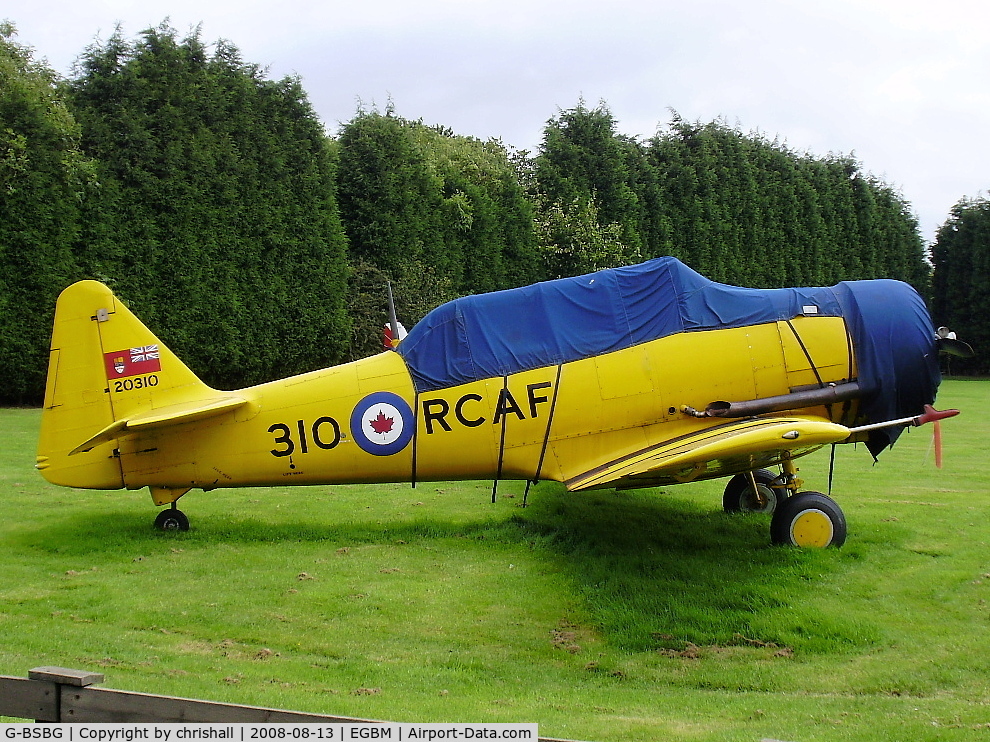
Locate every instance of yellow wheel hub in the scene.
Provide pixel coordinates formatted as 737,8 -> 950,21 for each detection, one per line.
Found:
790,509 -> 834,547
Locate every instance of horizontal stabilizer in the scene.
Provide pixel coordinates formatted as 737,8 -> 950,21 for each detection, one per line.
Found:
69,396 -> 248,455
566,416 -> 850,491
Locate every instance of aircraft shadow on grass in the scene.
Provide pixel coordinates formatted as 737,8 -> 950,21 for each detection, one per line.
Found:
18,483 -> 845,650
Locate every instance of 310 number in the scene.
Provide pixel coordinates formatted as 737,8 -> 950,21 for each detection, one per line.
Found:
269,417 -> 341,457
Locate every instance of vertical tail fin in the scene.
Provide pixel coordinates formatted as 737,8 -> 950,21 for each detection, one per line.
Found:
36,281 -> 216,489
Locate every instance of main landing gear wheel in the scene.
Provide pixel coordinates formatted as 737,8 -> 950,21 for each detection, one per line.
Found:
154,506 -> 190,532
770,491 -> 846,548
723,469 -> 782,514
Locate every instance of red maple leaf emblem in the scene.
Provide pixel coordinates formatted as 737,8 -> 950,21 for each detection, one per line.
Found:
369,410 -> 394,435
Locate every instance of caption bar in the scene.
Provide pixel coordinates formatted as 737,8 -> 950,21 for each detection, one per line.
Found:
2,724 -> 538,742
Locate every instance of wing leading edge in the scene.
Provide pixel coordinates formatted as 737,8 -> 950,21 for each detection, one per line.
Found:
565,416 -> 851,491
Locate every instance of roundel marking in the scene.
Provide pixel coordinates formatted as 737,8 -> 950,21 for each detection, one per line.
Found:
350,391 -> 415,456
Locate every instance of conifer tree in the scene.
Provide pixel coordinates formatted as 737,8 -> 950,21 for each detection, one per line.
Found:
336,109 -> 446,276
69,23 -> 350,387
336,111 -> 541,303
0,23 -> 94,403
641,116 -> 926,290
536,103 -> 646,245
534,102 -> 646,275
931,197 -> 990,374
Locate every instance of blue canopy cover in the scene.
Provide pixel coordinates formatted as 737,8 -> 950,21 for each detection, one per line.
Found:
397,257 -> 940,454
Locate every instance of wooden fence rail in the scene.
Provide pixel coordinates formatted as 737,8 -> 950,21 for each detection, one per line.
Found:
0,667 -> 378,723
0,667 -> 579,741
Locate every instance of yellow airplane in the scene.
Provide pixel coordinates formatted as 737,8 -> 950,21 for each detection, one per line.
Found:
36,257 -> 961,547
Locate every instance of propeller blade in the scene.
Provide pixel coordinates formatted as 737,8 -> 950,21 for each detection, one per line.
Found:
933,420 -> 943,469
935,327 -> 975,357
937,337 -> 975,358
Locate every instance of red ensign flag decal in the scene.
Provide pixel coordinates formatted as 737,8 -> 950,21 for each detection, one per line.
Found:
104,345 -> 162,379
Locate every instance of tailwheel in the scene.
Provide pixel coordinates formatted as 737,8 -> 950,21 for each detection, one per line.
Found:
723,469 -> 783,514
154,505 -> 190,532
770,491 -> 846,547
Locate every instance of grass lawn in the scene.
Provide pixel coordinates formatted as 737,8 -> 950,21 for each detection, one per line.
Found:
2,379 -> 989,740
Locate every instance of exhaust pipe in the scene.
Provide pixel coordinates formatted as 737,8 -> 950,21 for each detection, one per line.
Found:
682,381 -> 861,419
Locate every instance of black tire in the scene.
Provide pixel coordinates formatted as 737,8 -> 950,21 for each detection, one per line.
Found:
154,507 -> 190,532
722,469 -> 781,514
770,491 -> 846,547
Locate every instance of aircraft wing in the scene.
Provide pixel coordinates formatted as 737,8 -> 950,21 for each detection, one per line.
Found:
565,416 -> 851,491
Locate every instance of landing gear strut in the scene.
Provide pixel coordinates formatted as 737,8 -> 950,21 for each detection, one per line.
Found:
722,468 -> 784,514
726,454 -> 847,547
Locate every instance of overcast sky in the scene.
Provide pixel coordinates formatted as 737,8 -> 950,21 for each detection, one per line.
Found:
7,0 -> 989,243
